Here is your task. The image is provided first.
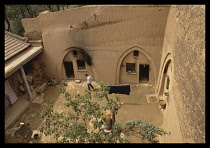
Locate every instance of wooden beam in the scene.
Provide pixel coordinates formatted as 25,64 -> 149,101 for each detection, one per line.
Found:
20,67 -> 32,100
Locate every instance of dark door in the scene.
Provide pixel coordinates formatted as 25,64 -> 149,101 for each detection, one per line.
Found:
64,62 -> 74,78
139,64 -> 149,82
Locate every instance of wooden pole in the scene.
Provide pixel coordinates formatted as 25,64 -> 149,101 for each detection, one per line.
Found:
105,94 -> 109,102
105,94 -> 115,124
20,67 -> 32,101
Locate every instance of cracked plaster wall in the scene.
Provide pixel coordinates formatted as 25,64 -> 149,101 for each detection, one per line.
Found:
21,5 -> 205,143
22,5 -> 169,85
158,5 -> 205,143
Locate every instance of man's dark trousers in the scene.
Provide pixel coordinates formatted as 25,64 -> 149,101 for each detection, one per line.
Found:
88,83 -> 94,90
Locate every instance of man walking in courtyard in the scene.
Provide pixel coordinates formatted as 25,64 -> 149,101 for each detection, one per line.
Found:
85,74 -> 94,90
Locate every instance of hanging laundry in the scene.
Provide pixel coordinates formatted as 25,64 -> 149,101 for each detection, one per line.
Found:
108,85 -> 130,95
5,94 -> 11,110
5,80 -> 18,104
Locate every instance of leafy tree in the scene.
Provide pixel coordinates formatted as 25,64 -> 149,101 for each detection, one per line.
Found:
5,5 -> 84,36
5,5 -> 30,35
5,12 -> 10,31
34,82 -> 167,143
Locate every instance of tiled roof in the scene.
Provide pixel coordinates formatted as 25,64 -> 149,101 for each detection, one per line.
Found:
5,31 -> 31,61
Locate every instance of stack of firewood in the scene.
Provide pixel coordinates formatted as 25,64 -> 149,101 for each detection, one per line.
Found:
27,60 -> 44,88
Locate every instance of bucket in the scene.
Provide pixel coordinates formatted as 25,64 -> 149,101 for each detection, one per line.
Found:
159,100 -> 166,109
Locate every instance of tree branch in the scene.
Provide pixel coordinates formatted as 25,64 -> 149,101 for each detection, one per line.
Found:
5,14 -> 10,31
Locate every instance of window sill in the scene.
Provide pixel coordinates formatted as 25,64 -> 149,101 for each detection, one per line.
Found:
127,72 -> 136,75
77,70 -> 87,72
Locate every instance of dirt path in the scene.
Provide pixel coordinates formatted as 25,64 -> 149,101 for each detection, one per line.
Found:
5,81 -> 164,143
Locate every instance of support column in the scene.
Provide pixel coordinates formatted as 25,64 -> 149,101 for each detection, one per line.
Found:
20,67 -> 32,101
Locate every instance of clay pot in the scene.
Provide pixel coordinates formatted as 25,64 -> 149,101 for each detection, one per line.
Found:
104,119 -> 113,130
159,100 -> 166,109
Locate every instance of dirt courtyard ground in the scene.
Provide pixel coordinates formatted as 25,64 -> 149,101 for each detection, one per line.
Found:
5,81 -> 164,143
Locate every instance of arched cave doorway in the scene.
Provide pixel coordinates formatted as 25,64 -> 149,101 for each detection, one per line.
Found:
116,46 -> 155,84
159,59 -> 172,96
62,47 -> 94,81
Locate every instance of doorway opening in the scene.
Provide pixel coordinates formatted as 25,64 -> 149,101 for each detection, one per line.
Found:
139,64 -> 149,82
159,59 -> 171,96
64,62 -> 74,78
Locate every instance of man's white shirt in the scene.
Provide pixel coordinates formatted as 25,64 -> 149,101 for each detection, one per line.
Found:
87,76 -> 92,84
